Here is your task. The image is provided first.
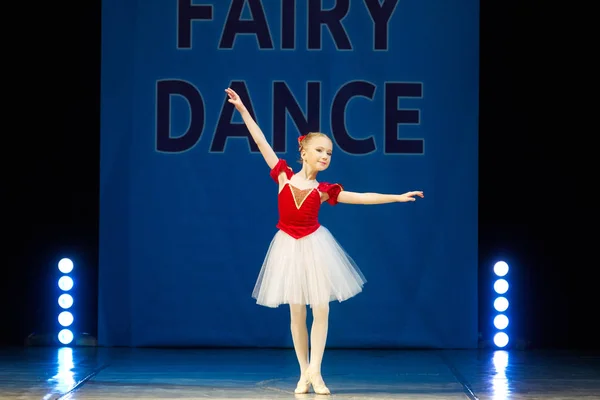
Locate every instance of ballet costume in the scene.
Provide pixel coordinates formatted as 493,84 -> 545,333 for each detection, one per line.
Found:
252,159 -> 367,308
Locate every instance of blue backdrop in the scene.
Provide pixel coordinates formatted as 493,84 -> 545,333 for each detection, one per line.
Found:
99,0 -> 479,348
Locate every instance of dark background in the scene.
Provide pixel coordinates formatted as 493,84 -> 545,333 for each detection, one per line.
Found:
3,2 -> 591,349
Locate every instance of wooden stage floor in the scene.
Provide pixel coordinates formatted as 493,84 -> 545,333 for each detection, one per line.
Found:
0,346 -> 598,399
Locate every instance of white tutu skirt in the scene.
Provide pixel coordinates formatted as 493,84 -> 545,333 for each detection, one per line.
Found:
252,226 -> 367,308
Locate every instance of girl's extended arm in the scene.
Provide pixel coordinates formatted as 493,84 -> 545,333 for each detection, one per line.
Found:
337,190 -> 424,205
225,88 -> 279,169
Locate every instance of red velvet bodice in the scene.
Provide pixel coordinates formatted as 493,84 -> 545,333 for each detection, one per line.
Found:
270,159 -> 343,239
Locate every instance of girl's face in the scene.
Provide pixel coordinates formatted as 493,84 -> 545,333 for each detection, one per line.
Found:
302,136 -> 333,171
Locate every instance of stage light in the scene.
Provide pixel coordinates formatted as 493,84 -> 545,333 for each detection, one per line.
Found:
494,261 -> 509,277
58,311 -> 74,327
493,332 -> 509,348
494,278 -> 509,295
494,314 -> 509,330
58,258 -> 74,274
57,258 -> 75,346
58,294 -> 73,309
58,276 -> 74,291
494,296 -> 509,312
58,329 -> 74,345
492,260 -> 510,348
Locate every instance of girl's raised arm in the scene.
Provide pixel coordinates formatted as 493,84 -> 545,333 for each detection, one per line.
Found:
225,88 -> 279,169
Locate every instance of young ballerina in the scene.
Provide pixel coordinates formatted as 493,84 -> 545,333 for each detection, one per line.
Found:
225,87 -> 424,395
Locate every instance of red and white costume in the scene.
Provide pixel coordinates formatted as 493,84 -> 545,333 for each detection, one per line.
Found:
252,159 -> 366,308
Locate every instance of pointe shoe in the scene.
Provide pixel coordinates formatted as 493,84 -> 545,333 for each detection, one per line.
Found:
306,370 -> 331,395
294,375 -> 310,394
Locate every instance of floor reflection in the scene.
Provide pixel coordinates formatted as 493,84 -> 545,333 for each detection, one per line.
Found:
45,347 -> 77,398
491,350 -> 509,400
0,346 -> 597,399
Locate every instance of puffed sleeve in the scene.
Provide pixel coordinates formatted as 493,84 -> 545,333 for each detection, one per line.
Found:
269,159 -> 294,183
318,182 -> 344,205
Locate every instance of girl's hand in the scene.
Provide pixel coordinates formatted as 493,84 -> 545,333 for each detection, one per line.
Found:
225,88 -> 247,112
397,191 -> 424,202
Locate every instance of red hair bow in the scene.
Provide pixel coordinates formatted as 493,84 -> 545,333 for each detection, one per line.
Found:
298,135 -> 307,143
